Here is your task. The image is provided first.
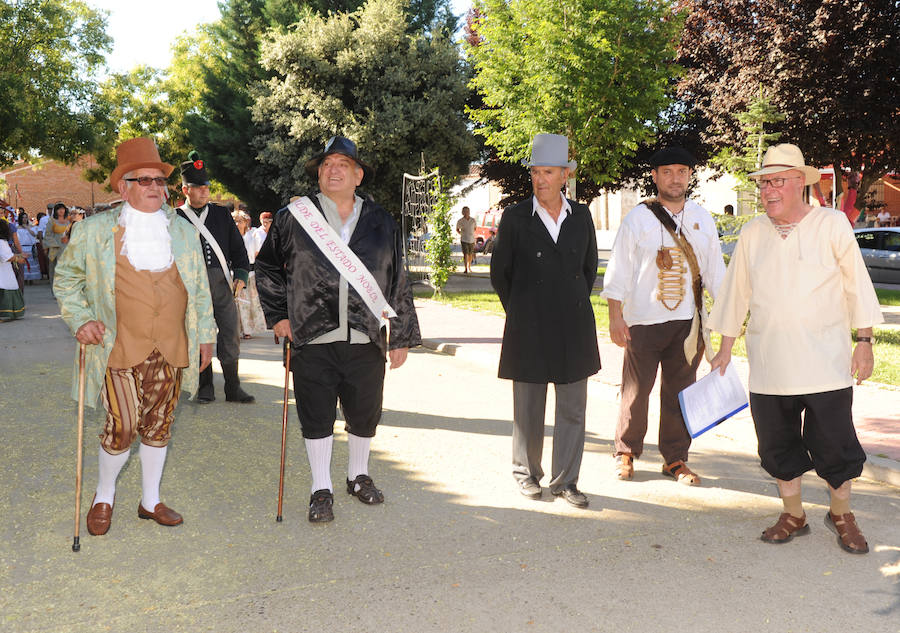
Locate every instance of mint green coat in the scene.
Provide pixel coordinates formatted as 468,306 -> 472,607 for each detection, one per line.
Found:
54,204 -> 216,406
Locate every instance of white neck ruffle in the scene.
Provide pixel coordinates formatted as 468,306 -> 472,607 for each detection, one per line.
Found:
119,203 -> 174,272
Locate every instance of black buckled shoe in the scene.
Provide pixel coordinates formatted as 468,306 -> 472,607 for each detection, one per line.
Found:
552,484 -> 589,508
308,489 -> 334,523
346,475 -> 384,505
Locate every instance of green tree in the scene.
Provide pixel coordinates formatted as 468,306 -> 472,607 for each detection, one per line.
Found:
710,87 -> 785,212
0,0 -> 111,164
251,0 -> 477,216
466,0 -> 682,194
185,0 -> 458,213
425,174 -> 455,294
86,29 -> 229,201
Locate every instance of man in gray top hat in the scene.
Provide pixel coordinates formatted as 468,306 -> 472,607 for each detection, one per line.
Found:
490,133 -> 600,508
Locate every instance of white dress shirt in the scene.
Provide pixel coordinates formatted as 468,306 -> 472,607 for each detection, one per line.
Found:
532,193 -> 571,243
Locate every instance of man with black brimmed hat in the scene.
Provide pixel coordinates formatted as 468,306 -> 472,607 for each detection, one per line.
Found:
256,135 -> 420,523
177,151 -> 254,404
602,146 -> 726,485
54,137 -> 216,536
490,133 -> 600,509
708,143 -> 883,554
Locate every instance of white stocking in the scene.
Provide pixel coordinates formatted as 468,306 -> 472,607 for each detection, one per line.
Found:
305,436 -> 333,494
95,447 -> 130,506
139,443 -> 168,510
347,433 -> 371,489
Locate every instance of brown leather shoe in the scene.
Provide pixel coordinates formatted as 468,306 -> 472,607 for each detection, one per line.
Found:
138,502 -> 183,526
86,494 -> 113,536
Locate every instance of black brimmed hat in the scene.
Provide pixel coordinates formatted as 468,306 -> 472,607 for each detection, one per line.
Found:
180,150 -> 210,186
304,136 -> 373,185
649,147 -> 697,169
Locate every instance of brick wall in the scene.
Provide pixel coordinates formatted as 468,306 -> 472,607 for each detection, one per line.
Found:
1,156 -> 121,218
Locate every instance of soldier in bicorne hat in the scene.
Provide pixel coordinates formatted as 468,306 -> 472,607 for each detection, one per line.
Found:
177,152 -> 254,404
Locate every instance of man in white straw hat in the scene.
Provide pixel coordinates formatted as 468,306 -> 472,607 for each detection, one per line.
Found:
602,147 -> 725,485
490,133 -> 600,508
55,137 -> 216,536
708,143 -> 884,554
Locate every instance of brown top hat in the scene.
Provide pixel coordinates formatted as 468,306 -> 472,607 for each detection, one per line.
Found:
109,137 -> 175,190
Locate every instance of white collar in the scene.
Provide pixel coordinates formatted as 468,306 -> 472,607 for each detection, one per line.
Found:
119,202 -> 173,272
531,192 -> 572,217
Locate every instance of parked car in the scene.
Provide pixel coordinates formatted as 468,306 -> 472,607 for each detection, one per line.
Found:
854,227 -> 900,283
474,209 -> 503,252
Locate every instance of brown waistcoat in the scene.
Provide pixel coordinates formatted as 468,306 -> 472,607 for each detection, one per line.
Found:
107,230 -> 190,370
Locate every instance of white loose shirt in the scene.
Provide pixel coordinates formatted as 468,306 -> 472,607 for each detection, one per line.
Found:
601,200 -> 725,325
708,207 -> 884,395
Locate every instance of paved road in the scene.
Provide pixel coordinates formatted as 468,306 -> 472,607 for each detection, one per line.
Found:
1,283 -> 898,633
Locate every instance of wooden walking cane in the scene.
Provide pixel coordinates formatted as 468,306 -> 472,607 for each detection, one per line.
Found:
276,339 -> 291,522
72,343 -> 86,552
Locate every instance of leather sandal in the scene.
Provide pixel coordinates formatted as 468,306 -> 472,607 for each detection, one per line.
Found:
761,512 -> 810,543
346,475 -> 384,505
615,454 -> 634,480
308,489 -> 334,523
661,460 -> 701,486
825,511 -> 869,554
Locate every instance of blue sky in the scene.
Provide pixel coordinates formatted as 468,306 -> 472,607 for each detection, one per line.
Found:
90,0 -> 473,73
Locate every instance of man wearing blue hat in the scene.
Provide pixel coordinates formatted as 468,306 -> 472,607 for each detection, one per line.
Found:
490,133 -> 600,508
602,147 -> 726,485
256,136 -> 420,523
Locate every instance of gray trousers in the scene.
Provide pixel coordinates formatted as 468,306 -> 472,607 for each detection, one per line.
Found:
208,267 -> 241,365
512,379 -> 587,493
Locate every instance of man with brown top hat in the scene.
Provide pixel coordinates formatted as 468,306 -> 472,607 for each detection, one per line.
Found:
54,137 -> 216,535
601,147 -> 726,485
177,152 -> 254,404
256,136 -> 420,523
490,133 -> 600,508
709,143 -> 883,554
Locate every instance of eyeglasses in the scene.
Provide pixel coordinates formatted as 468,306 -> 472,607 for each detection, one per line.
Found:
755,175 -> 802,190
124,176 -> 168,187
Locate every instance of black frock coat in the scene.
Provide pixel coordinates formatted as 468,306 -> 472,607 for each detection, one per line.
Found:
490,198 -> 601,384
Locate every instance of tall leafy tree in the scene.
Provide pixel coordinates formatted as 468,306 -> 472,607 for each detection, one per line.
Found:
0,0 -> 111,164
677,0 -> 900,204
86,30 -> 225,201
186,0 -> 458,212
251,0 -> 477,216
466,0 -> 682,195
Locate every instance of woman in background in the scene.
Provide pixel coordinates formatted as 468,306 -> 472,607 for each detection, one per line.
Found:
0,219 -> 26,321
15,212 -> 41,283
43,203 -> 69,291
232,209 -> 268,338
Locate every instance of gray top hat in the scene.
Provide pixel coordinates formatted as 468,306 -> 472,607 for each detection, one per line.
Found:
523,133 -> 577,171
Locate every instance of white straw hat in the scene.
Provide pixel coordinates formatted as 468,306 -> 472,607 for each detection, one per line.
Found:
748,143 -> 820,185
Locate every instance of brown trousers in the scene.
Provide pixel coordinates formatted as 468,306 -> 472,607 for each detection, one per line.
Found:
99,349 -> 183,454
614,319 -> 699,464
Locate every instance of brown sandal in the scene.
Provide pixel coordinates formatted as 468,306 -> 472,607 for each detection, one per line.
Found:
661,460 -> 701,486
825,511 -> 869,554
761,512 -> 810,543
615,454 -> 634,480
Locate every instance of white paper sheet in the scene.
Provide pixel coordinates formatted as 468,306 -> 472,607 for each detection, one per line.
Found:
678,363 -> 749,438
